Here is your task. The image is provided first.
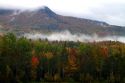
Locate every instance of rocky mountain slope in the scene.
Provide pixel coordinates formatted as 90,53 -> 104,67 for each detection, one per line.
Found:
0,6 -> 125,36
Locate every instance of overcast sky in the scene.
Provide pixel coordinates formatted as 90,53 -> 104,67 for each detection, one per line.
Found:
0,0 -> 125,26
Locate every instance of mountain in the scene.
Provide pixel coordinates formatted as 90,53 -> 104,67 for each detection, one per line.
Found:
0,6 -> 125,36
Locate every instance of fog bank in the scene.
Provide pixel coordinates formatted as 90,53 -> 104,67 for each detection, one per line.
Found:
24,30 -> 125,43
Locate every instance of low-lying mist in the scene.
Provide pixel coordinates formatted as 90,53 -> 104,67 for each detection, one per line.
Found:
24,30 -> 125,43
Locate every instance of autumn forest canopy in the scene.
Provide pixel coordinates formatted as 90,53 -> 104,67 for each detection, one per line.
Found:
1,33 -> 125,82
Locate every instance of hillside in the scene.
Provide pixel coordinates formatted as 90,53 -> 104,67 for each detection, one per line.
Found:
0,6 -> 125,36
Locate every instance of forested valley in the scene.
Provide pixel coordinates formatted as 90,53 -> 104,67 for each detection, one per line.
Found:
0,33 -> 125,82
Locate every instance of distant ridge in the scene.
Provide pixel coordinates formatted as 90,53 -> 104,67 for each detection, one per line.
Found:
0,6 -> 125,36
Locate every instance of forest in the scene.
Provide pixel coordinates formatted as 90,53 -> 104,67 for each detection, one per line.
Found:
0,33 -> 125,83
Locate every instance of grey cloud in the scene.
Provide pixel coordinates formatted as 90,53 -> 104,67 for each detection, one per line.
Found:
24,30 -> 125,43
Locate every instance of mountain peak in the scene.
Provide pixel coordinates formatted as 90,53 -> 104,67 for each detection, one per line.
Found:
0,6 -> 124,36
36,6 -> 56,17
42,6 -> 51,10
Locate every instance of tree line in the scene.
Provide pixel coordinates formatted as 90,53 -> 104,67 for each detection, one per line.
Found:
0,33 -> 125,82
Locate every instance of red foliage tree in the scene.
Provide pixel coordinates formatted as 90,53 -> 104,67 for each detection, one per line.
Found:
31,56 -> 39,68
100,46 -> 108,58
